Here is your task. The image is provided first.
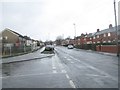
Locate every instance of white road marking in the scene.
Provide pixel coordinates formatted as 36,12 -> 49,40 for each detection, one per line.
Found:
0,77 -> 4,79
53,70 -> 57,73
69,80 -> 76,88
56,56 -> 76,88
52,65 -> 55,67
52,57 -> 58,73
69,56 -> 118,82
67,58 -> 71,61
64,57 -> 67,59
61,70 -> 67,73
86,74 -> 107,77
65,74 -> 70,79
52,66 -> 56,70
70,62 -> 74,63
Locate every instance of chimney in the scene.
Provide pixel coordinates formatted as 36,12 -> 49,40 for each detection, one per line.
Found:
97,29 -> 100,32
109,24 -> 113,29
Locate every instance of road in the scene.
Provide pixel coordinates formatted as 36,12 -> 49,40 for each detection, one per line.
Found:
2,46 -> 118,88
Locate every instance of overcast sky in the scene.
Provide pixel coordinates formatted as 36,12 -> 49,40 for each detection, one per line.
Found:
1,0 -> 120,41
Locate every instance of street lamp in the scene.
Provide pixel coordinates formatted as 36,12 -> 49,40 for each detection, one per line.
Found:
114,0 -> 119,57
73,23 -> 76,46
73,23 -> 76,38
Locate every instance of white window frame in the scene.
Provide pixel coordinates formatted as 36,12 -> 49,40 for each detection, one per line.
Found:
108,40 -> 111,43
97,41 -> 100,43
97,35 -> 99,38
103,41 -> 106,43
104,34 -> 106,37
108,33 -> 111,36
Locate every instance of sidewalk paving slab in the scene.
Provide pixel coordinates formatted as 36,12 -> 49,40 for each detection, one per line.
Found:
2,47 -> 55,64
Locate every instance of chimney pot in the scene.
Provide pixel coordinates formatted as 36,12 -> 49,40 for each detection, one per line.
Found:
109,24 -> 113,29
97,29 -> 100,32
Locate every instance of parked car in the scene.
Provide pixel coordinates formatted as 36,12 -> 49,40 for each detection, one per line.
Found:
45,45 -> 54,51
67,45 -> 74,49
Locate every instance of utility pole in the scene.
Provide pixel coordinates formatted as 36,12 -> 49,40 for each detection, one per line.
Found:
73,23 -> 76,46
114,0 -> 119,57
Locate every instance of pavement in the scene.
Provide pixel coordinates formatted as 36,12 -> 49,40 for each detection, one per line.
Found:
2,47 -> 55,64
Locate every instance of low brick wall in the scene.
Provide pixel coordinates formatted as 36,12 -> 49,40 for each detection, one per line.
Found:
96,45 -> 120,53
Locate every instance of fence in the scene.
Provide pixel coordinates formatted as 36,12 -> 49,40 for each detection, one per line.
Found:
75,43 -> 120,54
2,45 -> 32,57
75,44 -> 96,50
96,45 -> 120,53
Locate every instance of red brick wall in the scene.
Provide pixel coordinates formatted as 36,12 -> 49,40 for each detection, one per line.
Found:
96,45 -> 120,53
96,46 -> 101,51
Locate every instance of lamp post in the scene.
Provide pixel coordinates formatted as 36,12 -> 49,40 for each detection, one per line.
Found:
114,0 -> 119,57
73,23 -> 76,46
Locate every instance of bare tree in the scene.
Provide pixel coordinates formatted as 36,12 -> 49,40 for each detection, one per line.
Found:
55,35 -> 63,45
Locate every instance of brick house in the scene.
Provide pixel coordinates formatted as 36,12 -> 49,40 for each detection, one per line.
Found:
74,24 -> 120,53
2,28 -> 26,55
93,24 -> 117,45
92,24 -> 120,53
2,28 -> 26,47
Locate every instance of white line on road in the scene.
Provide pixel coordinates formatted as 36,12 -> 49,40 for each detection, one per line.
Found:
64,57 -> 67,59
67,58 -> 71,61
52,66 -> 56,70
70,62 -> 74,64
65,74 -> 70,79
52,57 -> 57,73
53,70 -> 57,73
69,80 -> 76,88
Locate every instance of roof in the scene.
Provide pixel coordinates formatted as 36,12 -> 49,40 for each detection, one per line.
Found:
86,33 -> 93,37
93,25 -> 120,36
24,36 -> 31,40
4,28 -> 24,38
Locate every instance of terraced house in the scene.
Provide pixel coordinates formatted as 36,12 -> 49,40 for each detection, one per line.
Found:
62,24 -> 120,54
1,28 -> 34,56
78,24 -> 120,53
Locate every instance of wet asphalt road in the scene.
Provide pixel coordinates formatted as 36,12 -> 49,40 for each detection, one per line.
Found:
2,46 -> 118,88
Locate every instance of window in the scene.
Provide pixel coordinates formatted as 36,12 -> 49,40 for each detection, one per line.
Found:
103,41 -> 106,43
93,36 -> 96,39
97,35 -> 99,38
0,37 -> 2,40
108,33 -> 111,36
104,34 -> 106,37
97,41 -> 100,43
5,36 -> 8,40
108,40 -> 111,43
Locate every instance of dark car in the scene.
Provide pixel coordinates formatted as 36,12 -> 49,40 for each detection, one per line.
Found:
45,45 -> 54,51
67,45 -> 74,49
